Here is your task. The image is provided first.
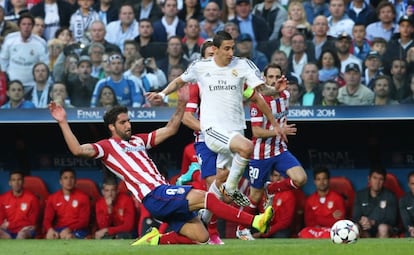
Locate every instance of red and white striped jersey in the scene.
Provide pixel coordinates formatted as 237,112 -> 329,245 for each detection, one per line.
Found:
92,132 -> 167,202
250,90 -> 290,160
185,83 -> 205,142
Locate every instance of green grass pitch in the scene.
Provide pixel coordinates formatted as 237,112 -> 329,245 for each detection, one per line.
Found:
0,238 -> 413,255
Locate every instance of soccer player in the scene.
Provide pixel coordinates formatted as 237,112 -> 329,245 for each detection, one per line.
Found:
236,63 -> 306,240
148,31 -> 291,207
0,171 -> 40,239
48,90 -> 273,245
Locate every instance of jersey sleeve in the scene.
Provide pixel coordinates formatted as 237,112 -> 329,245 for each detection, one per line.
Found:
185,83 -> 200,113
243,58 -> 264,89
180,61 -> 198,83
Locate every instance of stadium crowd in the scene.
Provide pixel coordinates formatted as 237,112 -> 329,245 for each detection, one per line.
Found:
1,0 -> 414,108
1,0 -> 414,243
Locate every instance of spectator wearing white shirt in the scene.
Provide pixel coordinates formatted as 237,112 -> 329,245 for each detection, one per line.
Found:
105,3 -> 138,53
0,13 -> 48,93
326,0 -> 354,38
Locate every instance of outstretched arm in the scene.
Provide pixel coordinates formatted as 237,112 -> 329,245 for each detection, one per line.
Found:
255,76 -> 288,96
49,101 -> 95,158
146,76 -> 187,104
153,86 -> 188,145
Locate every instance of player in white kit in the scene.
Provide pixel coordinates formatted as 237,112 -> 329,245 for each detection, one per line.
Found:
148,31 -> 291,207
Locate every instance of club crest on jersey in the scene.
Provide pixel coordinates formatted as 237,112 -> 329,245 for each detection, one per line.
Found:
328,201 -> 333,209
250,108 -> 258,117
72,200 -> 79,208
255,69 -> 261,78
177,187 -> 185,194
380,200 -> 387,208
20,202 -> 28,211
232,69 -> 238,77
118,208 -> 124,216
276,198 -> 282,206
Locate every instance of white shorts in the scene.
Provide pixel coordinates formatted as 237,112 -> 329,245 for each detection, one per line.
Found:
203,127 -> 243,169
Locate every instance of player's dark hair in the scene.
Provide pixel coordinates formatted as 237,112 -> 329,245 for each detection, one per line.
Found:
59,168 -> 76,179
369,166 -> 387,179
213,31 -> 233,48
104,105 -> 128,126
313,166 -> 330,180
9,170 -> 25,180
17,12 -> 34,26
263,63 -> 283,77
200,40 -> 214,58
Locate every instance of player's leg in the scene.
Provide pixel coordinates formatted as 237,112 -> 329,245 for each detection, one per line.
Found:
266,152 -> 307,194
0,228 -> 12,239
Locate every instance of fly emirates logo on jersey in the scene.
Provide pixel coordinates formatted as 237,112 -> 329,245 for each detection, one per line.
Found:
122,143 -> 146,153
208,79 -> 237,92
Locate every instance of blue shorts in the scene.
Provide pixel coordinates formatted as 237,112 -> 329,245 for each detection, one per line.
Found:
7,229 -> 35,239
194,142 -> 218,179
55,227 -> 88,239
248,151 -> 302,189
142,184 -> 197,233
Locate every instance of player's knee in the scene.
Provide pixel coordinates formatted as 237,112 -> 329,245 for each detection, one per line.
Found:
377,224 -> 391,238
288,167 -> 307,187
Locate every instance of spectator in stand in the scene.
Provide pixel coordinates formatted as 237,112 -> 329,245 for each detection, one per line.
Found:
199,1 -> 224,39
163,64 -> 185,107
400,73 -> 414,104
335,32 -> 362,74
353,167 -> 398,238
124,56 -> 167,92
388,58 -> 409,102
253,170 -> 296,238
132,0 -> 162,23
351,23 -> 372,62
43,168 -> 91,239
399,171 -> 414,237
287,32 -> 315,79
252,0 -> 287,41
347,0 -> 377,27
122,40 -> 141,65
25,62 -> 53,108
257,20 -> 297,63
91,52 -> 146,108
5,0 -> 29,23
230,0 -> 270,48
371,37 -> 388,57
178,0 -> 203,21
287,1 -> 312,40
0,6 -> 19,46
326,0 -> 354,38
338,63 -> 374,105
317,49 -> 341,83
1,80 -> 36,109
221,0 -> 236,23
181,18 -> 204,63
299,63 -> 322,106
156,36 -> 189,80
311,15 -> 336,61
49,82 -> 74,108
286,77 -> 302,106
319,79 -> 343,106
55,26 -> 73,45
223,21 -> 239,40
88,42 -> 106,79
372,75 -> 399,105
0,170 -> 40,239
92,0 -> 118,26
105,3 -> 139,53
95,177 -> 136,239
96,84 -> 118,108
152,0 -> 185,43
0,70 -> 7,107
235,33 -> 268,71
270,49 -> 301,84
365,1 -> 398,42
80,20 -> 122,56
47,38 -> 64,73
0,13 -> 48,93
32,16 -> 45,39
69,0 -> 100,45
66,55 -> 98,107
58,53 -> 79,85
29,0 -> 76,41
134,18 -> 166,61
303,0 -> 330,25
383,15 -> 414,75
362,51 -> 383,89
298,166 -> 345,239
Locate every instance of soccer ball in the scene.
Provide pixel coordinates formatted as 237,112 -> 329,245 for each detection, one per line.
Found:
330,219 -> 359,244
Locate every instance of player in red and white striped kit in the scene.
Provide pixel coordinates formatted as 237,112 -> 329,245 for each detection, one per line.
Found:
236,63 -> 307,240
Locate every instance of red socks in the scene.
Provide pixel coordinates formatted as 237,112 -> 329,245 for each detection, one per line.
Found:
159,231 -> 198,244
267,178 -> 298,194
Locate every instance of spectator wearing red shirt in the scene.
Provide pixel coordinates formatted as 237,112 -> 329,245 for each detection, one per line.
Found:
43,168 -> 90,239
299,166 -> 346,238
95,177 -> 136,239
0,170 -> 40,239
253,170 -> 296,238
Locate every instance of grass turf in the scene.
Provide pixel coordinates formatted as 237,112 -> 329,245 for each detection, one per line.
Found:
0,238 -> 413,255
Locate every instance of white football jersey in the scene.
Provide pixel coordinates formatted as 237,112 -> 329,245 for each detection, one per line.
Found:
181,57 -> 264,131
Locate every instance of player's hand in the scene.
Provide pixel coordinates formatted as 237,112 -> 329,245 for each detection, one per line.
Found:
282,120 -> 297,136
48,101 -> 67,122
95,228 -> 108,239
146,92 -> 164,105
276,75 -> 288,92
